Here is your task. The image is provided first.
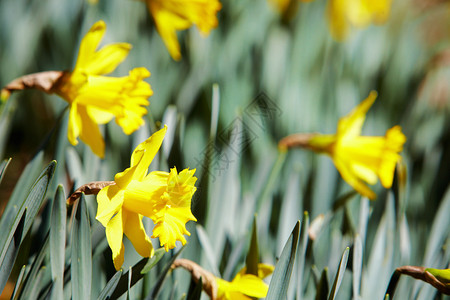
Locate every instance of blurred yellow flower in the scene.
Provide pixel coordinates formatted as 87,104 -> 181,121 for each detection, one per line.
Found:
55,20 -> 153,158
146,0 -> 222,60
96,126 -> 197,270
308,91 -> 405,199
327,0 -> 392,40
279,91 -> 406,199
216,264 -> 274,300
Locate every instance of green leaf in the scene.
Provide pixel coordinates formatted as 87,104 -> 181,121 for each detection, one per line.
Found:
352,235 -> 363,300
11,265 -> 26,300
22,160 -> 57,241
0,159 -> 56,293
245,216 -> 259,276
0,157 -> 11,185
0,209 -> 26,293
50,185 -> 66,300
71,194 -> 92,300
17,235 -> 50,300
24,267 -> 47,300
328,247 -> 349,300
97,270 -> 123,300
296,211 -> 310,300
110,258 -> 148,299
141,248 -> 166,274
147,246 -> 186,300
266,220 -> 300,300
315,268 -> 329,300
3,152 -> 44,215
186,276 -> 203,300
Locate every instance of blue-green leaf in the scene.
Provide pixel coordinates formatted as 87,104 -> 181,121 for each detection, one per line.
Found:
266,220 -> 300,300
141,248 -> 166,274
71,194 -> 92,300
0,157 -> 11,185
50,185 -> 66,300
97,270 -> 123,300
328,247 -> 350,300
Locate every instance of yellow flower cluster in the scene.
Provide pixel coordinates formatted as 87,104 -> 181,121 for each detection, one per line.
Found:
96,126 -> 197,270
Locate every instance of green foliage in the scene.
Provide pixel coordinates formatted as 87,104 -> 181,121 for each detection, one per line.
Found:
0,0 -> 449,299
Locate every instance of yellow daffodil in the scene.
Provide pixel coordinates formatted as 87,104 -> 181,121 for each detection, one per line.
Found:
54,20 -> 153,158
327,0 -> 392,40
279,91 -> 406,199
96,126 -> 197,270
216,264 -> 274,300
146,0 -> 222,60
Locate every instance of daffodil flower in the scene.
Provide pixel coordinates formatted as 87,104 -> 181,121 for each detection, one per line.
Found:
0,20 -> 153,158
279,91 -> 406,199
55,20 -> 153,158
96,126 -> 197,270
327,0 -> 392,40
216,264 -> 274,300
146,0 -> 222,60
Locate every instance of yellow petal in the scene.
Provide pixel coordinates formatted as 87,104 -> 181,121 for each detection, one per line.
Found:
238,263 -> 275,279
86,106 -> 114,124
327,0 -> 350,40
231,274 -> 269,298
147,0 -> 221,60
96,185 -> 125,227
67,102 -> 81,146
77,105 -> 105,158
75,20 -> 107,71
105,208 -> 125,270
82,43 -> 132,75
333,155 -> 376,199
337,90 -> 377,139
122,210 -> 154,258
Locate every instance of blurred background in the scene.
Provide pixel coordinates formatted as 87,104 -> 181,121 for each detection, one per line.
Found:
0,0 -> 449,299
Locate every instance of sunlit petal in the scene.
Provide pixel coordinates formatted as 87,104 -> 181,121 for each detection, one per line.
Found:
105,208 -> 125,270
122,210 -> 154,258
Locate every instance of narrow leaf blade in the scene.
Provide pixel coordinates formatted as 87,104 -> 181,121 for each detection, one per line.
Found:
71,194 -> 92,300
266,221 -> 300,300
